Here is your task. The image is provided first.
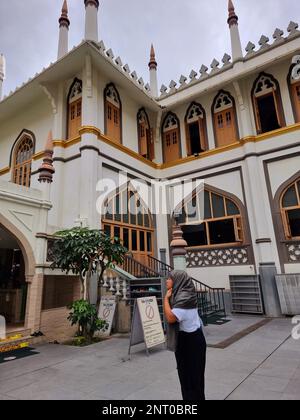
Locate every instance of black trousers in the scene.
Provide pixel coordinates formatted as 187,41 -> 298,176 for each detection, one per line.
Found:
175,328 -> 207,401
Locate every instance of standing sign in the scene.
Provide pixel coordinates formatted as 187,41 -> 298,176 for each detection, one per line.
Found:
128,296 -> 165,357
98,295 -> 117,337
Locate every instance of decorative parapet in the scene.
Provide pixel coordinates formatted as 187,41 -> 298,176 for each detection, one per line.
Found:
285,241 -> 300,263
186,246 -> 250,268
159,21 -> 300,99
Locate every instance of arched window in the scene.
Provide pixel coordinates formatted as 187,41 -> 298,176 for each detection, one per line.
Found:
104,83 -> 122,144
212,91 -> 238,147
185,102 -> 208,156
281,178 -> 300,239
177,189 -> 244,248
162,112 -> 181,163
67,78 -> 82,139
137,108 -> 154,160
252,73 -> 285,134
13,135 -> 34,187
288,63 -> 300,123
102,185 -> 154,265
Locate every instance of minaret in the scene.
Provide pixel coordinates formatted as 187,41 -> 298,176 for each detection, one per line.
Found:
149,44 -> 158,97
227,0 -> 243,63
38,131 -> 55,188
57,0 -> 70,59
0,54 -> 6,101
84,0 -> 99,42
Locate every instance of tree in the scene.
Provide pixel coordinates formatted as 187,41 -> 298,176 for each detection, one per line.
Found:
68,300 -> 108,343
51,227 -> 127,304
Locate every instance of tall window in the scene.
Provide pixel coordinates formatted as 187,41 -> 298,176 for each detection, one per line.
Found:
13,135 -> 34,187
288,64 -> 300,123
162,112 -> 181,163
137,108 -> 154,160
177,190 -> 244,248
102,186 -> 154,265
185,102 -> 208,156
281,179 -> 300,239
105,84 -> 122,144
252,73 -> 285,134
67,79 -> 82,139
213,91 -> 238,147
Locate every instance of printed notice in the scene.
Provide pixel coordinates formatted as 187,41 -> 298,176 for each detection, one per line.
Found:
137,297 -> 165,349
98,295 -> 117,337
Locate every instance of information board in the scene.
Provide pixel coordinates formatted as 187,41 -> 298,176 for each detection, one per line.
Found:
98,295 -> 117,337
128,296 -> 165,357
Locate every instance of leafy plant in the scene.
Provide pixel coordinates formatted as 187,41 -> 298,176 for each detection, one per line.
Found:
68,300 -> 108,343
50,227 -> 127,303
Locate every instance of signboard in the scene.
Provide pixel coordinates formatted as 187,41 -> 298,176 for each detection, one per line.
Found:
98,295 -> 117,337
128,296 -> 165,357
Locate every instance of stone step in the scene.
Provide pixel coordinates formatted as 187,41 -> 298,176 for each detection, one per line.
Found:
0,335 -> 33,354
6,328 -> 31,338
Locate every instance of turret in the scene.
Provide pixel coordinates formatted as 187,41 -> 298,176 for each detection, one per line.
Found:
148,44 -> 158,97
84,0 -> 99,42
57,0 -> 70,59
228,0 -> 243,63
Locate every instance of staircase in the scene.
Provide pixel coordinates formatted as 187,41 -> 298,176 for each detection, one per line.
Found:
122,255 -> 226,325
0,328 -> 45,355
0,331 -> 32,355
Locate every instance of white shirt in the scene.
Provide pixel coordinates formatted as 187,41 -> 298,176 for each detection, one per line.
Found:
172,308 -> 203,333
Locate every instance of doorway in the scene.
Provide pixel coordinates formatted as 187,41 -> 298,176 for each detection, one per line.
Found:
256,93 -> 280,133
0,226 -> 27,329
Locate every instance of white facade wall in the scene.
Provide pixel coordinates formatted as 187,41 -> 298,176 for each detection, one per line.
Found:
0,40 -> 299,290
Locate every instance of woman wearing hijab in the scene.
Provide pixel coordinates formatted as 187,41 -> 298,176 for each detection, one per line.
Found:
164,270 -> 207,401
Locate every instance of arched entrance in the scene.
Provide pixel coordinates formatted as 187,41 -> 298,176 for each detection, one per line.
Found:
0,225 -> 27,329
102,186 -> 154,265
0,215 -> 35,332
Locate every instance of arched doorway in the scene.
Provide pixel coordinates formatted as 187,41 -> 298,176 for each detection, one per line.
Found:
0,224 -> 28,330
102,186 -> 154,265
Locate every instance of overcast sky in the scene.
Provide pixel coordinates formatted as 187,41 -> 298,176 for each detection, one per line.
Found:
1,0 -> 300,96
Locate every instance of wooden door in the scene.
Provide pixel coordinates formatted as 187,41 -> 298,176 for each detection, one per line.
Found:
215,109 -> 236,147
164,128 -> 180,163
107,102 -> 121,144
68,99 -> 82,139
292,83 -> 300,122
139,123 -> 148,157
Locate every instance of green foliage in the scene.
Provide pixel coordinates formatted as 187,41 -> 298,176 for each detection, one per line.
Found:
68,299 -> 108,342
50,227 -> 128,300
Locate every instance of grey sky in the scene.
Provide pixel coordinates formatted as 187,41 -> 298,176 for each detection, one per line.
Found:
1,0 -> 300,97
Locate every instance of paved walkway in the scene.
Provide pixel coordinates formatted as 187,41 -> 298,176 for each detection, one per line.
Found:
0,318 -> 299,400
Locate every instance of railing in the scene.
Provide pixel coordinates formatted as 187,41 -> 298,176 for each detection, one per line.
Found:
122,254 -> 226,324
122,255 -> 159,279
101,274 -> 128,301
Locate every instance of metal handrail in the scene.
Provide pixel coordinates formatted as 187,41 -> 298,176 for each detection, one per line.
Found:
122,254 -> 226,323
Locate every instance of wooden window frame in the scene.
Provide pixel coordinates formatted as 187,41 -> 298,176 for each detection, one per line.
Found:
161,112 -> 182,163
12,135 -> 34,188
104,83 -> 122,145
281,180 -> 300,240
102,188 -> 154,261
137,108 -> 154,161
212,90 -> 239,148
67,79 -> 82,140
288,63 -> 300,124
179,190 -> 245,249
251,72 -> 286,135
